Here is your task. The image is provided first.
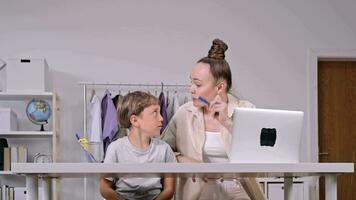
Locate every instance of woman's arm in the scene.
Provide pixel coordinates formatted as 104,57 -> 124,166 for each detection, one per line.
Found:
176,154 -> 200,163
155,175 -> 175,200
239,178 -> 267,200
99,178 -> 124,200
160,120 -> 177,151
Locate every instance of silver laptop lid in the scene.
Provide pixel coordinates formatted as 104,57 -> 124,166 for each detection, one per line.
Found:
229,108 -> 304,163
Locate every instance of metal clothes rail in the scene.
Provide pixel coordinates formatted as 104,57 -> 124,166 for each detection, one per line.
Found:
78,81 -> 190,137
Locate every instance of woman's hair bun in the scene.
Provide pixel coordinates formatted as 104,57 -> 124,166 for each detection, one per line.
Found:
208,38 -> 228,60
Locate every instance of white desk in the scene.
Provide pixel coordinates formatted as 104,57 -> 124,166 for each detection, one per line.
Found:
12,162 -> 354,200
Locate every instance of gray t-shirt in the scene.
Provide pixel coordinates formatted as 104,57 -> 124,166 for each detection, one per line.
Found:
104,136 -> 176,200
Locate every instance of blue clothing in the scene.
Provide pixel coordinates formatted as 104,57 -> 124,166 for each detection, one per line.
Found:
101,90 -> 118,155
159,92 -> 168,134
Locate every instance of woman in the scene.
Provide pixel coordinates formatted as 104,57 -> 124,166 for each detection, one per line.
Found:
161,39 -> 266,200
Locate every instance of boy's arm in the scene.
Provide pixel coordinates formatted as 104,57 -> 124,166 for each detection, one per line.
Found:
154,175 -> 175,200
99,178 -> 125,200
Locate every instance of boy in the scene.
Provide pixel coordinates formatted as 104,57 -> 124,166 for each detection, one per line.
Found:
100,91 -> 176,200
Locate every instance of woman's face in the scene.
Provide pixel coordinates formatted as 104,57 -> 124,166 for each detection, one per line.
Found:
190,62 -> 219,107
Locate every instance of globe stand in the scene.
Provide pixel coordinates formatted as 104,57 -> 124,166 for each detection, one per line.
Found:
40,124 -> 45,132
39,121 -> 48,132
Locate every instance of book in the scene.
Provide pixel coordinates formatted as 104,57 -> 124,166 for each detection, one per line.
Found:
0,138 -> 8,171
1,185 -> 8,200
17,146 -> 27,163
3,148 -> 10,171
10,147 -> 17,164
8,187 -> 13,200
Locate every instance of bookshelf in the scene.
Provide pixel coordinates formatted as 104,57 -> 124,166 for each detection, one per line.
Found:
0,91 -> 59,199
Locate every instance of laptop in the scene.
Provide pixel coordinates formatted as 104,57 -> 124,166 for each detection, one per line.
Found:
229,107 -> 304,163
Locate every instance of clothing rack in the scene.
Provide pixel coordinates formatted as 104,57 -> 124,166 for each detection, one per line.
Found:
77,81 -> 190,87
78,81 -> 190,137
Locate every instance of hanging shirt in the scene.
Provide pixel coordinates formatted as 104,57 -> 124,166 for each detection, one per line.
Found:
183,96 -> 189,104
112,94 -> 123,111
158,92 -> 168,134
88,94 -> 102,142
166,97 -> 173,122
172,93 -> 180,116
166,91 -> 170,109
88,94 -> 104,162
101,90 -> 118,154
167,93 -> 180,121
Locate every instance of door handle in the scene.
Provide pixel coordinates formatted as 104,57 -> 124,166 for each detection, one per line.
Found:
319,152 -> 330,156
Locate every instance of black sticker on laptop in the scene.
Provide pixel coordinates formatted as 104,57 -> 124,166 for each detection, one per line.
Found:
260,128 -> 277,147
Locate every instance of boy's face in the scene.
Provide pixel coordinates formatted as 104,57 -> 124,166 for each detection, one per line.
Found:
137,104 -> 163,137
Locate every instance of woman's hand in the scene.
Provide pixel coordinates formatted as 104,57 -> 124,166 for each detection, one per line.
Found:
208,95 -> 231,129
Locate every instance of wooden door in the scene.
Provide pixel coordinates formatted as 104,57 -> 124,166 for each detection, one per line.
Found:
318,61 -> 356,200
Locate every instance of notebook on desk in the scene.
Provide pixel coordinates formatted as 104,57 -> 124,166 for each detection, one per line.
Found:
229,108 -> 304,163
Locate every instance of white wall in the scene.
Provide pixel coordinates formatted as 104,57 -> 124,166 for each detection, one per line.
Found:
1,0 -> 356,199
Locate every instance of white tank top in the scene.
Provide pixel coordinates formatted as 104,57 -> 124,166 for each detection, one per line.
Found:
203,131 -> 229,163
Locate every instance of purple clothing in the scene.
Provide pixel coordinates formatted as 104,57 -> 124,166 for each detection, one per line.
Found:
101,90 -> 118,154
159,92 -> 168,134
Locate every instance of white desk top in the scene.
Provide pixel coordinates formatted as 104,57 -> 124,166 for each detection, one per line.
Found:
12,162 -> 354,178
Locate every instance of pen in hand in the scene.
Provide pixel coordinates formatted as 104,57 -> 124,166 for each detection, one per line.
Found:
198,96 -> 209,106
198,96 -> 220,117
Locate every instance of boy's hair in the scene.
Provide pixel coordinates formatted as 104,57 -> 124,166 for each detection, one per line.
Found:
117,91 -> 159,128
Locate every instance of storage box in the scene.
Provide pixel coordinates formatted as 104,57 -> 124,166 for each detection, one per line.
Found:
4,58 -> 50,92
0,108 -> 18,131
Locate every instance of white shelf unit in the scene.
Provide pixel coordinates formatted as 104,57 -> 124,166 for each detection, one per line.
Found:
0,92 -> 54,101
0,131 -> 53,137
0,171 -> 14,175
0,91 -> 59,199
0,92 -> 59,162
257,177 -> 309,200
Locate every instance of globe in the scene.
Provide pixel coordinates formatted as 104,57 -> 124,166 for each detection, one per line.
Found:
26,99 -> 52,131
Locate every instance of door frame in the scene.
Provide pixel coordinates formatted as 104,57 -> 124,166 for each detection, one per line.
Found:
307,48 -> 356,162
307,48 -> 356,200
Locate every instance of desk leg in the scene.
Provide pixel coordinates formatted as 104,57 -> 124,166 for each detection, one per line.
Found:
42,177 -> 52,200
26,175 -> 38,200
284,177 -> 293,200
325,175 -> 337,200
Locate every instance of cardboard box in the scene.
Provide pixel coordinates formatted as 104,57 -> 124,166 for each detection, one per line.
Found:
0,108 -> 18,131
4,58 -> 50,92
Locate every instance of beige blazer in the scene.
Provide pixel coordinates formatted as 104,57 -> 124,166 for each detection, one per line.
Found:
161,94 -> 266,200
